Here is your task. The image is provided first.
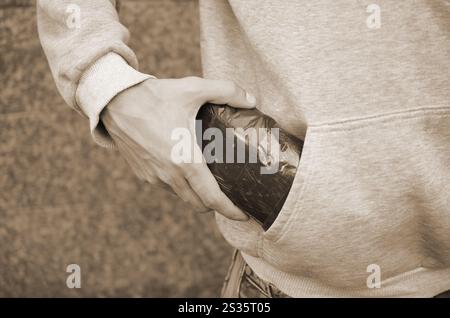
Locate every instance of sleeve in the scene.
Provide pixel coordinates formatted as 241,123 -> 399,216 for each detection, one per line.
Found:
37,0 -> 154,147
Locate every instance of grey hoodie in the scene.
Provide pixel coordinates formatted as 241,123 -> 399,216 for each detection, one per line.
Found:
38,0 -> 450,297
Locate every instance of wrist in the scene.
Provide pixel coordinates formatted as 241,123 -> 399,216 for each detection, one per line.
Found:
75,52 -> 155,147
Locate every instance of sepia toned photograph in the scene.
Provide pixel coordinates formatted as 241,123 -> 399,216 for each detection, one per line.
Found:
1,0 -> 450,305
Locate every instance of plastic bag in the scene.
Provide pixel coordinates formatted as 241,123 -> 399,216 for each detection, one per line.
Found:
196,103 -> 304,230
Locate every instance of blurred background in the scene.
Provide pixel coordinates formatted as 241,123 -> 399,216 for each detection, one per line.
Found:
0,0 -> 233,297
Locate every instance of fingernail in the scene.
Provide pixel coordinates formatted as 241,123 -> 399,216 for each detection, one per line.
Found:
246,92 -> 257,105
235,212 -> 249,221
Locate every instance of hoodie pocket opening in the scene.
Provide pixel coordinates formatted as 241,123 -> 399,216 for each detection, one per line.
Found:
263,127 -> 320,241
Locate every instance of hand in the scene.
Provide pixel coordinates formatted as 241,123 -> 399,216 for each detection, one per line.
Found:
101,76 -> 257,221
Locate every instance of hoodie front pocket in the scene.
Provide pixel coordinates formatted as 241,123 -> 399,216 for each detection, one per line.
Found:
261,106 -> 450,288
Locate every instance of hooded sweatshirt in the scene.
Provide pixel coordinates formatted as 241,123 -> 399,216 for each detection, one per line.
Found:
37,0 -> 450,297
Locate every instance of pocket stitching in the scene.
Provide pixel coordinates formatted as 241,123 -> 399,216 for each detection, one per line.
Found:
310,106 -> 450,133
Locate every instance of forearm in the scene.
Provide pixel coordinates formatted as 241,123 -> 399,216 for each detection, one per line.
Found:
37,0 -> 153,146
36,0 -> 139,112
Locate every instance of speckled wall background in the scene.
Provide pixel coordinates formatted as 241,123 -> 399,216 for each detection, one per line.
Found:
0,0 -> 233,297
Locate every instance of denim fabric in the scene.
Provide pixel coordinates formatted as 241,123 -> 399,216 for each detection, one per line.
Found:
221,250 -> 289,298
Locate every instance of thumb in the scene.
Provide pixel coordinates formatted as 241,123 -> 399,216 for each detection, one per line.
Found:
200,79 -> 257,109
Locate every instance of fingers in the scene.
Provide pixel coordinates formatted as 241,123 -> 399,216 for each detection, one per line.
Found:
116,132 -> 208,212
169,176 -> 210,213
103,76 -> 253,220
183,159 -> 249,221
107,115 -> 210,213
109,122 -> 157,182
199,79 -> 257,109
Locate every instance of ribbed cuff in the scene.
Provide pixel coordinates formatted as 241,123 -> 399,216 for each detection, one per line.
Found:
76,52 -> 154,147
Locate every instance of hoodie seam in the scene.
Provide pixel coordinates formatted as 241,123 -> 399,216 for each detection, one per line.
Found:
309,105 -> 450,132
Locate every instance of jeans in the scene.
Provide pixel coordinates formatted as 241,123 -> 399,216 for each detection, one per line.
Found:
221,250 -> 290,298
